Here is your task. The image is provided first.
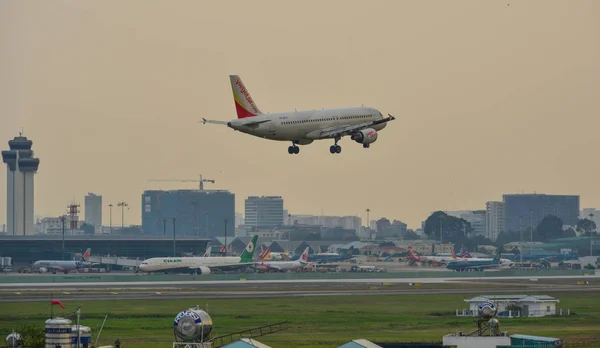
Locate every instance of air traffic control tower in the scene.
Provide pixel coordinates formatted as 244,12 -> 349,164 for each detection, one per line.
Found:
1,134 -> 40,235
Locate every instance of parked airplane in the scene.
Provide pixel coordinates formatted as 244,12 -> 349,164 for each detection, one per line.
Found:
201,75 -> 397,155
137,236 -> 259,275
255,247 -> 310,272
291,248 -> 355,264
32,248 -> 93,274
407,247 -> 467,266
445,250 -> 514,271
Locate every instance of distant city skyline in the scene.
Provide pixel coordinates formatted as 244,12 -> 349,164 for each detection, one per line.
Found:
1,1 -> 599,228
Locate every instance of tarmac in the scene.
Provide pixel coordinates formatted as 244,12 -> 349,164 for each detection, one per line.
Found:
0,274 -> 597,289
1,274 -> 597,302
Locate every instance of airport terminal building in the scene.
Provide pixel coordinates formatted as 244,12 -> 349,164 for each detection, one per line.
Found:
141,189 -> 235,238
0,234 -> 209,266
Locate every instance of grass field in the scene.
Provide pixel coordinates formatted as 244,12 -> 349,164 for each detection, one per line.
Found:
1,291 -> 598,347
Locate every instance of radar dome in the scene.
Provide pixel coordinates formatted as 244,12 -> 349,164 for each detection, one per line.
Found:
173,306 -> 213,342
6,332 -> 22,347
477,302 -> 497,320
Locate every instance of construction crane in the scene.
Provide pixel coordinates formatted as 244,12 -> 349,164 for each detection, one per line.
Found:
149,174 -> 216,191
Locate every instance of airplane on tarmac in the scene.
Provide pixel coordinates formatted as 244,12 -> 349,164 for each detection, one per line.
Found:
201,75 -> 397,155
255,247 -> 310,272
445,249 -> 514,271
291,248 -> 355,264
32,248 -> 93,274
137,236 -> 259,275
407,247 -> 467,266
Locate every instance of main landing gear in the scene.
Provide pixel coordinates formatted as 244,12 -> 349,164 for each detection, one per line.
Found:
288,143 -> 300,154
363,144 -> 370,148
329,137 -> 342,154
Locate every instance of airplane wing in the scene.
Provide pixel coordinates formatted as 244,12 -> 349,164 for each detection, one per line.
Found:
310,114 -> 396,139
188,262 -> 259,272
200,118 -> 271,127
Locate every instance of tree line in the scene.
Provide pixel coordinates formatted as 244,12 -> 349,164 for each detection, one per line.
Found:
421,211 -> 597,251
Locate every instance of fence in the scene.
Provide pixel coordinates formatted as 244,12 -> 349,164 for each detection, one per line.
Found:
456,308 -> 571,318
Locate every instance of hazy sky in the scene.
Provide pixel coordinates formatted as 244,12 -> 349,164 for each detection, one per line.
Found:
1,1 -> 598,229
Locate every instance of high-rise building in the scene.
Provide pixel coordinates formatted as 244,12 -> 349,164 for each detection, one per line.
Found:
244,196 -> 284,227
486,202 -> 505,241
461,210 -> 486,237
141,189 -> 234,238
84,193 -> 102,232
503,194 -> 580,232
1,134 -> 40,235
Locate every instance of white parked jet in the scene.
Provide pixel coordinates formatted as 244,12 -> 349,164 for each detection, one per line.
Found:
137,236 -> 258,275
201,75 -> 396,154
256,247 -> 310,272
32,248 -> 93,274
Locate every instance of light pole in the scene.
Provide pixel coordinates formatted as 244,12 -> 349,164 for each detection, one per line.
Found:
117,201 -> 128,228
163,218 -> 167,236
172,218 -> 176,257
60,216 -> 66,260
365,208 -> 371,239
519,216 -> 524,264
108,204 -> 113,234
223,218 -> 228,257
530,209 -> 533,242
590,213 -> 595,257
439,217 -> 443,245
205,212 -> 209,239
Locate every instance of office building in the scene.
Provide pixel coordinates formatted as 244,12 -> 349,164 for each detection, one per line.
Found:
1,134 -> 40,235
503,194 -> 580,232
84,193 -> 102,232
288,214 -> 362,233
486,201 -> 505,241
142,189 -> 235,238
244,196 -> 284,227
461,210 -> 486,237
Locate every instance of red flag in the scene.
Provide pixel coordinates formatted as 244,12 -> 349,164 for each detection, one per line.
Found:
51,299 -> 65,309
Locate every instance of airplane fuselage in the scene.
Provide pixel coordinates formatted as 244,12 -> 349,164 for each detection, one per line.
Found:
258,260 -> 306,271
227,107 -> 386,144
32,260 -> 89,272
138,256 -> 249,273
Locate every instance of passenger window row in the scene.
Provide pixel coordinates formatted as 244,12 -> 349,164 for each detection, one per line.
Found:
282,114 -> 371,125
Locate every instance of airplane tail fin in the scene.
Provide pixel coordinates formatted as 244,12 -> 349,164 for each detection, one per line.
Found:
82,248 -> 91,262
492,249 -> 502,264
460,246 -> 472,258
203,246 -> 212,257
230,75 -> 263,118
407,247 -> 418,261
299,247 -> 310,263
451,248 -> 457,259
258,245 -> 271,261
240,235 -> 259,262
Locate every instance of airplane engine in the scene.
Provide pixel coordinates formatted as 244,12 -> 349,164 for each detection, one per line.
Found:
194,266 -> 211,275
39,267 -> 47,273
351,128 -> 378,144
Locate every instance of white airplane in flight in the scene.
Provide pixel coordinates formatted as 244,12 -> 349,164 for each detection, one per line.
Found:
201,75 -> 396,154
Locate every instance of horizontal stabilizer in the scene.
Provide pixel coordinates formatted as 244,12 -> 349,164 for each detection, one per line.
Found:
201,118 -> 228,125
